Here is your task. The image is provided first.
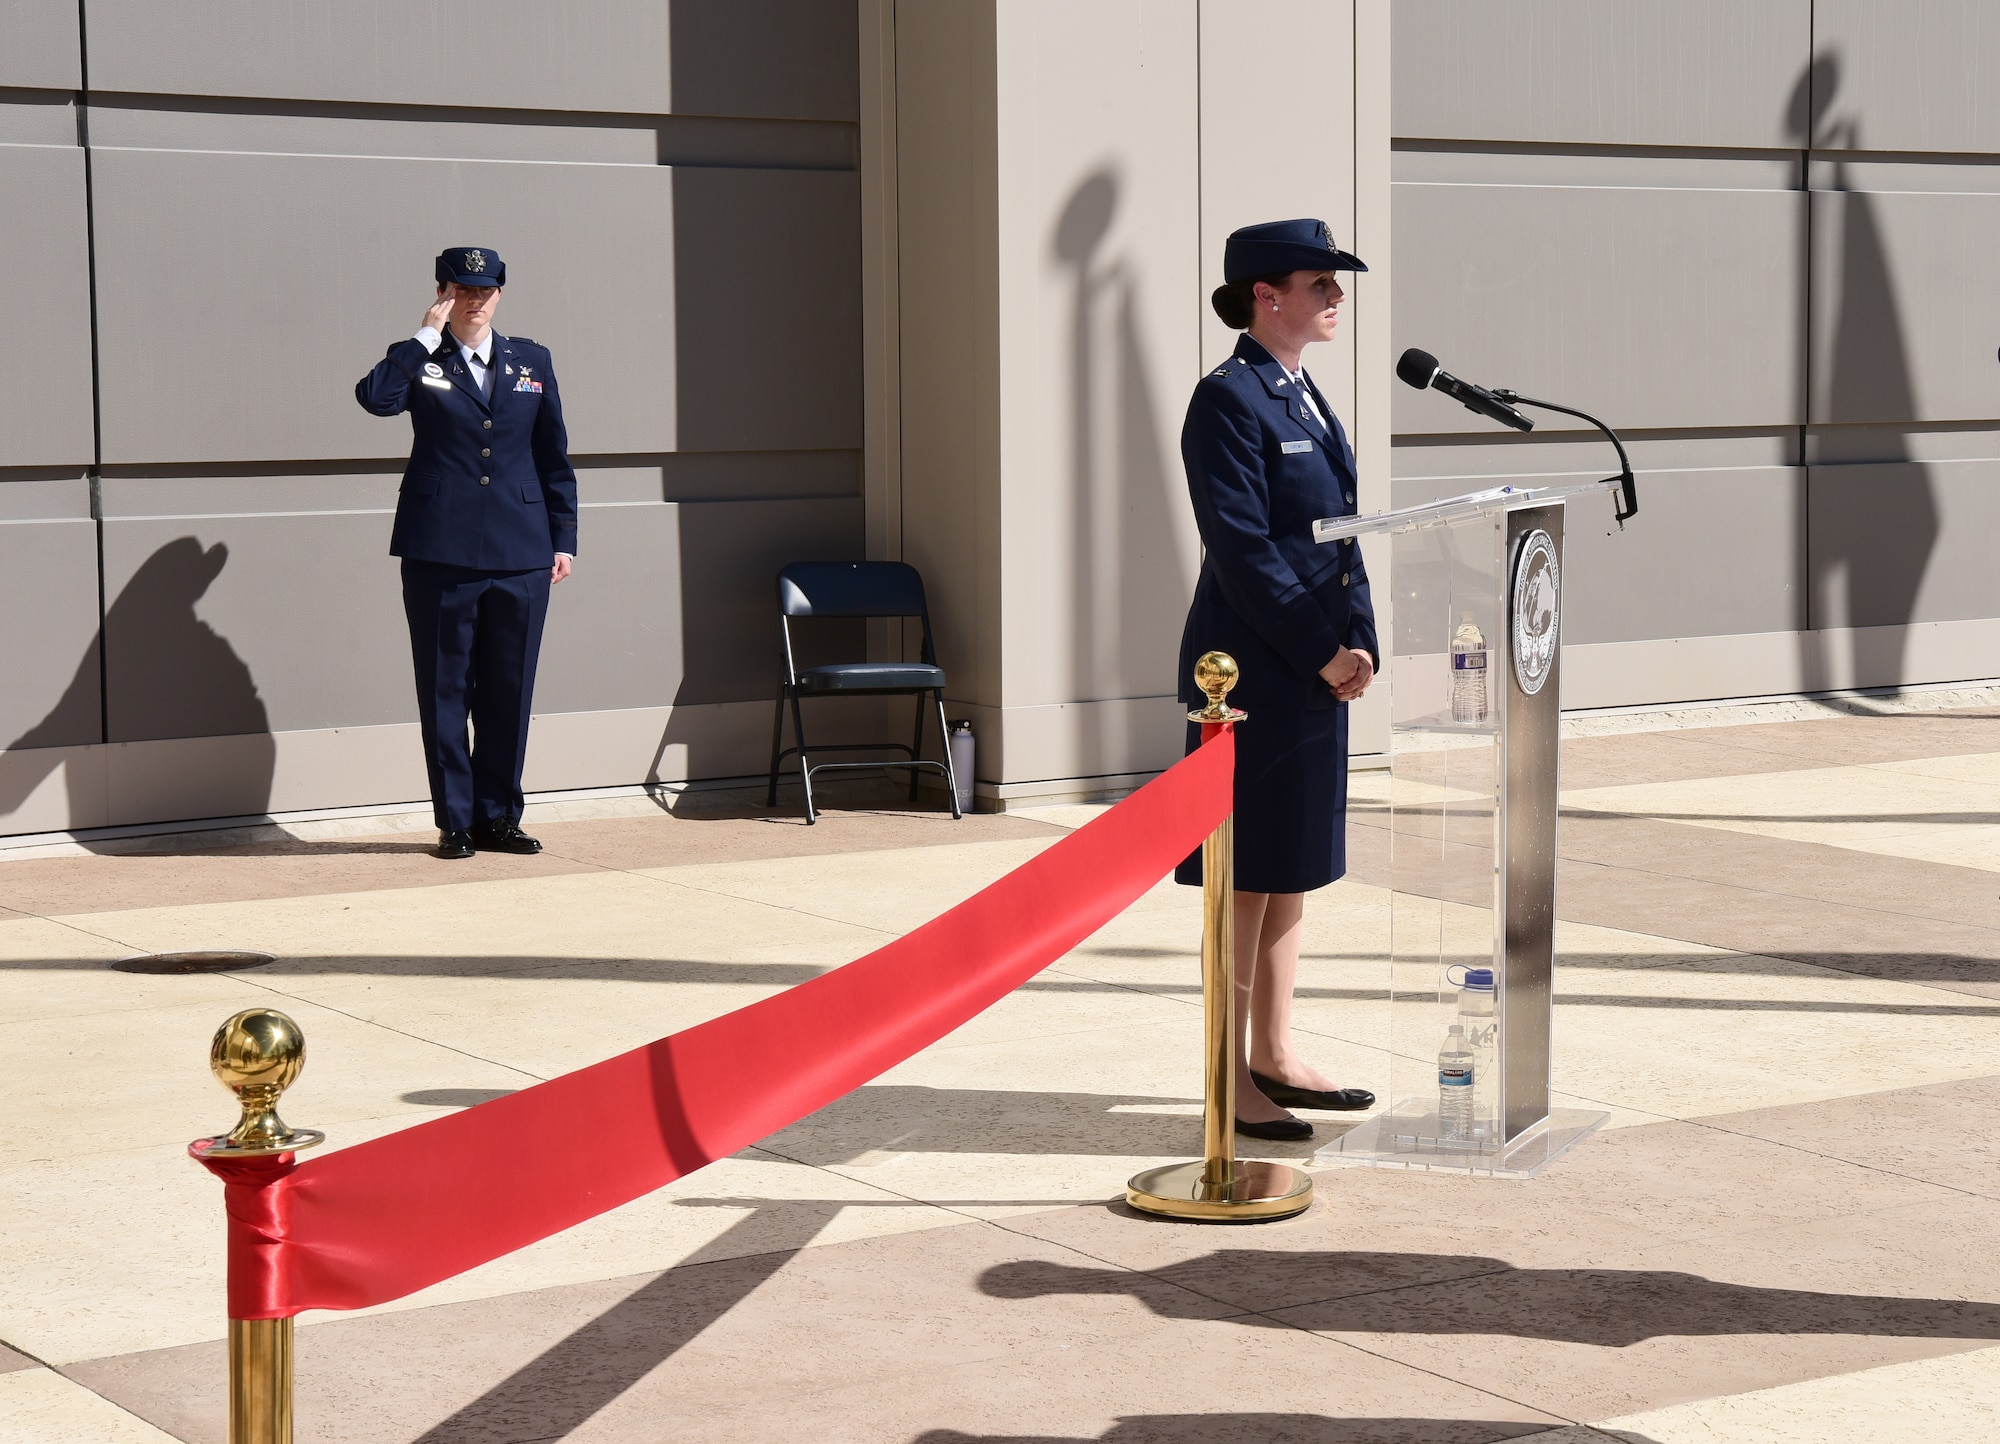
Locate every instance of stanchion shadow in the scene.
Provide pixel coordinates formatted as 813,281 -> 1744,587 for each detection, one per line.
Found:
912,1420 -> 1611,1444
980,1252 -> 2000,1345
757,1085 -> 1210,1163
407,1202 -> 835,1443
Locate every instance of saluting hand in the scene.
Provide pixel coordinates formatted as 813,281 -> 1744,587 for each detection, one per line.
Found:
422,292 -> 455,333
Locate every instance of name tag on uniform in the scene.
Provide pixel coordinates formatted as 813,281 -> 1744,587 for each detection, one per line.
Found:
421,375 -> 452,390
1281,439 -> 1314,454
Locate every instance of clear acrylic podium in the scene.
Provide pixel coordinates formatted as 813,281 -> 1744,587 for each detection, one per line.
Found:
1311,480 -> 1617,1178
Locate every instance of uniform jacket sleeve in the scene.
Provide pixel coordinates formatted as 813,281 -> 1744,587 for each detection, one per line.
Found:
1345,550 -> 1379,663
531,353 -> 579,556
354,337 -> 430,417
1185,384 -> 1346,680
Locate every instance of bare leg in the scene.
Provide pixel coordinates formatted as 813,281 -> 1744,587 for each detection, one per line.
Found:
1231,891 -> 1293,1122
1244,891 -> 1341,1093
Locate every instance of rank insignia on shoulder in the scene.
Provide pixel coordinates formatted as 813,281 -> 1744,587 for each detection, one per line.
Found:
1210,366 -> 1231,378
423,362 -> 444,378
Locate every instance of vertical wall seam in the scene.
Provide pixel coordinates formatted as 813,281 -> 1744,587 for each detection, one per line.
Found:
77,0 -> 109,746
1801,0 -> 1816,634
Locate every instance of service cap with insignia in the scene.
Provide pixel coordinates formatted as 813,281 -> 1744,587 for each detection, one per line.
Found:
435,245 -> 506,288
1220,218 -> 1366,281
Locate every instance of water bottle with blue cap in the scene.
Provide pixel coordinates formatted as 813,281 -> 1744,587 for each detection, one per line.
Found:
1449,963 -> 1499,1143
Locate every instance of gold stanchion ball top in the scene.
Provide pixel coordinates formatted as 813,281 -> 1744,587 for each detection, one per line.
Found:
1190,650 -> 1248,724
194,1008 -> 324,1158
210,1008 -> 307,1099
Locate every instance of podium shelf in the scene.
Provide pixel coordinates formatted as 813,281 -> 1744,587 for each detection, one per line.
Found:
1313,476 -> 1620,544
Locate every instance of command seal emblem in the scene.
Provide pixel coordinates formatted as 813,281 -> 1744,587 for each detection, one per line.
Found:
1511,529 -> 1560,696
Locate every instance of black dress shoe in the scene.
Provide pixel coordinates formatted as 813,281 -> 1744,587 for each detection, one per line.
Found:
1250,1070 -> 1375,1112
469,820 -> 542,855
1234,1113 -> 1314,1142
435,830 -> 475,860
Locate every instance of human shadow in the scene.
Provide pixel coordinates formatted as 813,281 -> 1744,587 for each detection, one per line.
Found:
982,1251 -> 2000,1346
1789,53 -> 1940,695
913,1421 -> 1580,1444
0,536 -> 273,844
1053,169 -> 1192,771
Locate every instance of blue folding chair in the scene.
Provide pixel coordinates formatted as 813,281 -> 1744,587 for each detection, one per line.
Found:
766,561 -> 962,824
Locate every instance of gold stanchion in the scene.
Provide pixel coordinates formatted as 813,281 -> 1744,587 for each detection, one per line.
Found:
192,1009 -> 324,1444
1126,653 -> 1314,1222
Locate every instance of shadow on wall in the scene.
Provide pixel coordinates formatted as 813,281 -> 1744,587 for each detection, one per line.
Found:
1789,52 -> 1940,693
1053,169 -> 1192,768
913,1422 -> 1612,1444
0,537 -> 273,842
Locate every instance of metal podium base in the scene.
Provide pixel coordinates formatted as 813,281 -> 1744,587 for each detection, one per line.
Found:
1315,1102 -> 1608,1180
1126,1160 -> 1313,1222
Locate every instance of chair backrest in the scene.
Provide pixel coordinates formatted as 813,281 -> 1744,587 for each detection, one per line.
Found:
776,561 -> 929,620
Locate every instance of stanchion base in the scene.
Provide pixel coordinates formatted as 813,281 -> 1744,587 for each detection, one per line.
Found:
1125,1160 -> 1313,1222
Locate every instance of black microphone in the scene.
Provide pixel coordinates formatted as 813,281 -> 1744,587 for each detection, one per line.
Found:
1396,348 -> 1534,432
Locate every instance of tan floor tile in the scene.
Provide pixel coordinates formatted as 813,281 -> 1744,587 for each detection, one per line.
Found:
0,1368 -> 179,1443
1565,1341 -> 2000,1442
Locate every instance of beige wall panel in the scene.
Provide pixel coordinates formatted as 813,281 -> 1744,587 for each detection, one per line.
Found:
1198,0 -> 1359,418
1808,459 -> 2000,630
1,1 -> 79,89
1813,0 -> 2000,154
1565,618 -> 2000,710
0,502 -> 102,764
91,149 -> 859,465
895,1 -> 1002,705
1393,181 -> 1805,434
0,144 -> 96,467
83,0 -> 857,121
1393,0 -> 1810,148
1809,187 -> 2000,425
100,508 -> 409,742
991,0 -> 1201,719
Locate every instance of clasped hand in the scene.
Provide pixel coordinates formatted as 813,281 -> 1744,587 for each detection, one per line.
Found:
1319,646 -> 1374,701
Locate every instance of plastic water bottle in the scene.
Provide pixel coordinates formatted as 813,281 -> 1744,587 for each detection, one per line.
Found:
1454,966 -> 1499,1142
1438,1024 -> 1474,1141
948,719 -> 975,814
1451,613 -> 1489,723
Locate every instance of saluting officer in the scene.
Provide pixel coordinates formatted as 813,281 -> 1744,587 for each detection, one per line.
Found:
1176,218 -> 1378,1141
356,247 -> 578,860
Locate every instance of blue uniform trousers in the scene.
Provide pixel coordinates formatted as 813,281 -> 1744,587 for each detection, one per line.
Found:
401,560 -> 550,832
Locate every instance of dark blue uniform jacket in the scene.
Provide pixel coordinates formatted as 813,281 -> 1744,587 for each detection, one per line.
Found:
355,331 -> 579,571
1178,333 -> 1377,711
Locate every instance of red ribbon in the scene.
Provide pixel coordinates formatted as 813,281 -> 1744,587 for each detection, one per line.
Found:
194,730 -> 1232,1318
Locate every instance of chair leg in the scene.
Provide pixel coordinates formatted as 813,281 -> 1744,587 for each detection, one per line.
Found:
907,693 -> 927,803
790,689 -> 817,824
766,683 -> 790,808
936,690 -> 962,820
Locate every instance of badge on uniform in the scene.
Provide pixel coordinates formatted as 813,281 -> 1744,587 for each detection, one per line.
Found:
1281,439 -> 1314,454
420,360 -> 451,390
514,377 -> 542,393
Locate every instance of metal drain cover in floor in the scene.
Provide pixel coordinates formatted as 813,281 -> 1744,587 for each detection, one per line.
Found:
112,950 -> 277,974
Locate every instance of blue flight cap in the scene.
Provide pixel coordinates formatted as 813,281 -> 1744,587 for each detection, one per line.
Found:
1222,219 -> 1367,281
435,246 -> 505,288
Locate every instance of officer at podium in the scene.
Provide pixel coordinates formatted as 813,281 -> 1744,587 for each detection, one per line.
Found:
1176,218 -> 1378,1141
356,247 -> 578,860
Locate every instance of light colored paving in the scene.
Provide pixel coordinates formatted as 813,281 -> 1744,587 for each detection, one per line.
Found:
4,725 -> 1999,1438
1565,751 -> 2000,871
1534,1341 -> 2000,1441
0,1367 -> 179,1442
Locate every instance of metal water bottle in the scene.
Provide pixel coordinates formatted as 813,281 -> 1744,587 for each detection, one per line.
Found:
949,719 -> 975,814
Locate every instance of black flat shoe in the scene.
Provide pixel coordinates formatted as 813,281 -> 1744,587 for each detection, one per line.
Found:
1234,1114 -> 1314,1142
469,821 -> 542,855
435,830 -> 475,860
1251,1070 -> 1375,1112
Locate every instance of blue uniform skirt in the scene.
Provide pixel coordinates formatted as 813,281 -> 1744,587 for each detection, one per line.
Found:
1174,703 -> 1348,894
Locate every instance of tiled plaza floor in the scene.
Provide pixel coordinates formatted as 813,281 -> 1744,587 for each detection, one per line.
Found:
4,707 -> 2000,1441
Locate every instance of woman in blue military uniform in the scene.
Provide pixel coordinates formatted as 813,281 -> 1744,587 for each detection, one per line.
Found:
356,247 -> 578,860
1176,219 -> 1378,1141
